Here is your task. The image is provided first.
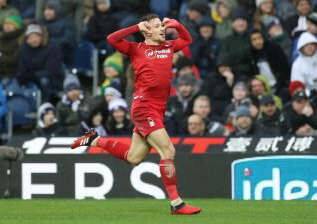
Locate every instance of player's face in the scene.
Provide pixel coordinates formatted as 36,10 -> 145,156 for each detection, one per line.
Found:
147,18 -> 166,43
250,33 -> 264,50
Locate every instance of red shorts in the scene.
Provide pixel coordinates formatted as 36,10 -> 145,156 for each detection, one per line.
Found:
130,100 -> 165,138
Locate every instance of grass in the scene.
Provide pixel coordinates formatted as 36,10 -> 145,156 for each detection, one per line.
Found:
0,199 -> 316,224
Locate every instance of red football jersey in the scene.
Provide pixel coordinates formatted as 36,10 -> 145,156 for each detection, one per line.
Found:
107,23 -> 192,107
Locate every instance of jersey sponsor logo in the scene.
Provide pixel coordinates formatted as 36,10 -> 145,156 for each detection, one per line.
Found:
147,117 -> 155,127
231,156 -> 317,200
144,48 -> 171,59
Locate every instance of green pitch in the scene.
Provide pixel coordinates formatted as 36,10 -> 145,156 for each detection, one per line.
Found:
0,199 -> 315,224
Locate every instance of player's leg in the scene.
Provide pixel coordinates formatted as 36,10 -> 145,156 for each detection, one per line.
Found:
146,128 -> 201,215
71,129 -> 150,165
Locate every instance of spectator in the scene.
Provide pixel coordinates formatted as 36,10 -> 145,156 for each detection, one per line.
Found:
192,95 -> 227,136
186,114 -> 207,136
56,75 -> 89,136
86,0 -> 118,51
0,0 -> 19,29
283,90 -> 317,135
249,29 -> 290,96
291,32 -> 317,94
34,102 -> 66,137
166,74 -> 199,135
174,56 -> 200,79
0,83 -> 7,133
255,95 -> 287,136
104,86 -> 122,103
276,0 -> 297,21
17,23 -> 64,101
285,0 -> 312,38
218,7 -> 254,82
201,65 -> 233,116
0,15 -> 24,82
250,75 -> 283,109
211,0 -> 234,40
180,0 -> 209,41
266,19 -> 292,57
41,0 -> 75,65
253,0 -> 283,32
100,51 -> 123,95
224,81 -> 252,122
106,98 -> 132,135
81,107 -> 107,137
191,18 -> 220,79
291,12 -> 317,61
231,105 -> 255,136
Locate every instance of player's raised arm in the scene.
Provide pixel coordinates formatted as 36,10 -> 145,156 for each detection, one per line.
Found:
107,22 -> 151,55
163,18 -> 192,51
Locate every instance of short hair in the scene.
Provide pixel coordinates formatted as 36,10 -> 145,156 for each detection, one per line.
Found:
140,13 -> 160,22
194,95 -> 211,104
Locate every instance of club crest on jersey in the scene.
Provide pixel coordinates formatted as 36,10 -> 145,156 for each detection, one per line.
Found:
145,49 -> 156,59
147,117 -> 155,127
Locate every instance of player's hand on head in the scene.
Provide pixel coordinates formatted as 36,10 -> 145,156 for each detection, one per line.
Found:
163,18 -> 179,29
138,21 -> 151,35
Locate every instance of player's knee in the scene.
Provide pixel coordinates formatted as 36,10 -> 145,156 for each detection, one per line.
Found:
127,153 -> 143,166
160,144 -> 175,160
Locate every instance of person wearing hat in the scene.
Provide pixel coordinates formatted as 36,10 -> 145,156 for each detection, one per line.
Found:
230,105 -> 255,136
34,102 -> 66,137
255,94 -> 287,136
106,98 -> 133,135
86,0 -> 118,49
0,15 -> 24,80
180,0 -> 210,41
165,74 -> 199,135
291,32 -> 317,94
0,0 -> 19,29
212,0 -> 234,40
283,89 -> 317,135
56,74 -> 89,135
40,0 -> 75,65
191,17 -> 220,79
100,51 -> 123,96
218,7 -> 254,82
17,23 -> 64,101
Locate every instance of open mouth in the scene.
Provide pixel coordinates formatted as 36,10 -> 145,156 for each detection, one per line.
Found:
160,33 -> 165,38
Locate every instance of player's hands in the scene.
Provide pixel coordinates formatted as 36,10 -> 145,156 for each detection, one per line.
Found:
138,21 -> 151,35
162,18 -> 180,29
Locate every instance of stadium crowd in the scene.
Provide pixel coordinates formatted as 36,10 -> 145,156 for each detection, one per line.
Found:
1,0 -> 317,139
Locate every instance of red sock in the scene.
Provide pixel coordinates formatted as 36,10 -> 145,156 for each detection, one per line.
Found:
159,159 -> 180,201
97,137 -> 130,161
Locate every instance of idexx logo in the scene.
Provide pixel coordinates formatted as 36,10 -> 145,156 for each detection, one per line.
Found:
232,156 -> 317,200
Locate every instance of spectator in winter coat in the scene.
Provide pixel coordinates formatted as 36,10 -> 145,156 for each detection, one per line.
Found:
249,75 -> 283,109
0,0 -> 19,30
17,23 -> 64,101
249,29 -> 290,96
284,0 -> 312,38
86,0 -> 118,50
291,12 -> 317,61
192,95 -> 228,136
266,19 -> 292,57
191,18 -> 220,79
41,0 -> 75,65
34,102 -> 66,137
255,95 -> 287,136
291,32 -> 317,94
56,75 -> 89,136
166,74 -> 199,135
106,98 -> 132,136
186,114 -> 207,137
230,106 -> 255,137
283,90 -> 317,135
0,15 -> 24,81
218,7 -> 254,82
211,0 -> 233,40
99,51 -> 123,96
